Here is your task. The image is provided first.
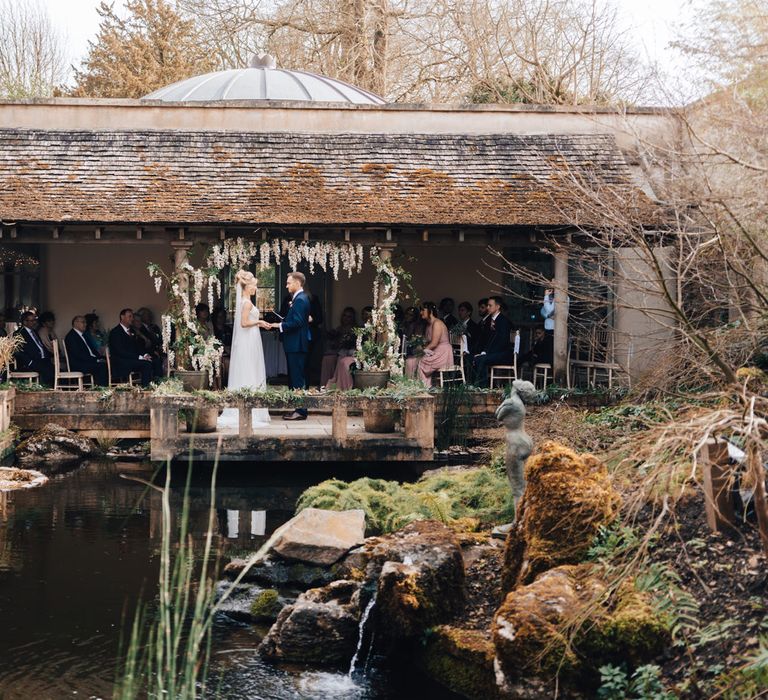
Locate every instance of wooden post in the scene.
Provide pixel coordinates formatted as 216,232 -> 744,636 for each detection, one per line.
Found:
553,247 -> 569,385
700,439 -> 737,535
238,401 -> 253,438
404,398 -> 434,449
331,404 -> 348,445
747,444 -> 768,557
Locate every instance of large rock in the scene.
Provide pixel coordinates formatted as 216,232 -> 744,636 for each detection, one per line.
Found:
270,507 -> 366,566
502,441 -> 620,592
16,423 -> 99,465
340,520 -> 466,641
258,579 -> 362,666
492,564 -> 669,688
223,553 -> 344,588
214,581 -> 290,624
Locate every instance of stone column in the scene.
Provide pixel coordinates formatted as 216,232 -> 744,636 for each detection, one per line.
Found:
375,243 -> 396,345
553,247 -> 569,385
171,240 -> 194,292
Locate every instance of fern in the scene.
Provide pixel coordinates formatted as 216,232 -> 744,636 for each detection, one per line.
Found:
635,563 -> 700,644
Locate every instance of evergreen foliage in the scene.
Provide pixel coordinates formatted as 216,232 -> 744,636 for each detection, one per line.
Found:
72,0 -> 216,97
296,467 -> 515,534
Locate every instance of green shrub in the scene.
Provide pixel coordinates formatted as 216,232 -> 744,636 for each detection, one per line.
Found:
296,467 -> 515,534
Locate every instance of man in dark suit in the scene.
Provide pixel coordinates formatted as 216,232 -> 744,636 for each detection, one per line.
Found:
270,272 -> 311,420
13,311 -> 54,386
108,308 -> 155,386
473,296 -> 513,387
65,315 -> 108,385
457,301 -> 481,354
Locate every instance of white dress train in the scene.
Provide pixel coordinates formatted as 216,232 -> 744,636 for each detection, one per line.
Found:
217,297 -> 271,431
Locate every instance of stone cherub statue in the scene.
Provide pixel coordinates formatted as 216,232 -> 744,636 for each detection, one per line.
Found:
494,380 -> 538,535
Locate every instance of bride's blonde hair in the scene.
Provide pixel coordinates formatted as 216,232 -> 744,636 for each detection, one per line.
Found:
234,270 -> 256,289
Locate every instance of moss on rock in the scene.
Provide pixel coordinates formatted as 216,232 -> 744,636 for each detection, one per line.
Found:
502,441 -> 620,591
417,625 -> 499,700
249,588 -> 282,622
493,564 -> 670,689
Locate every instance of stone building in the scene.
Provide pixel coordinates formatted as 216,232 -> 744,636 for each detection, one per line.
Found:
0,60 -> 677,383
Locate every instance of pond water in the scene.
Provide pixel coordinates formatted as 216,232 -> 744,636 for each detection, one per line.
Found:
0,459 -> 446,699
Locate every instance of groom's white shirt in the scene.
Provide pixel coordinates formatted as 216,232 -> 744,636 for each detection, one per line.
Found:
278,288 -> 303,333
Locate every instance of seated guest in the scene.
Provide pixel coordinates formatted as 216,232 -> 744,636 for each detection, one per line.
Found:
456,301 -> 481,354
65,316 -> 107,385
519,328 -> 554,369
37,311 -> 57,354
361,305 -> 373,326
417,302 -> 455,388
136,307 -> 163,351
131,315 -> 157,355
439,297 -> 458,330
108,309 -> 158,387
195,303 -> 214,337
402,305 -> 426,342
322,307 -> 357,387
85,313 -> 107,356
473,296 -> 513,387
13,311 -> 54,385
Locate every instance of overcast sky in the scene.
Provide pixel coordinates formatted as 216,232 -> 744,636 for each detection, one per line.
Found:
44,0 -> 698,96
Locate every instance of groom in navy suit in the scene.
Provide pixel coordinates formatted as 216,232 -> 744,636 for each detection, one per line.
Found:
271,271 -> 310,420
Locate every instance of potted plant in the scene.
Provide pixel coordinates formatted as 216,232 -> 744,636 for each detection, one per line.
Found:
148,261 -> 223,392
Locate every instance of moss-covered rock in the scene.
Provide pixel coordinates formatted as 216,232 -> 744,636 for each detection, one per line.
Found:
249,588 -> 282,622
502,441 -> 620,591
492,564 -> 669,689
417,625 -> 499,700
339,520 -> 466,643
258,580 -> 362,667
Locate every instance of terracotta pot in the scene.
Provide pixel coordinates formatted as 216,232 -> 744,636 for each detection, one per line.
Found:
185,407 -> 219,433
353,370 -> 390,390
363,407 -> 397,433
174,370 -> 209,392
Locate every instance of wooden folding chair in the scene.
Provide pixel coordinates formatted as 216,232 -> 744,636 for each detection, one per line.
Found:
105,346 -> 141,387
438,332 -> 467,387
52,340 -> 87,391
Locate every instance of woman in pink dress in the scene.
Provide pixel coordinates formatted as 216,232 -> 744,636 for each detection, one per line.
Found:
417,302 -> 454,388
323,307 -> 358,390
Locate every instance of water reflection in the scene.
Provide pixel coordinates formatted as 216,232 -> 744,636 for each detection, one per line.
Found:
0,459 -> 301,700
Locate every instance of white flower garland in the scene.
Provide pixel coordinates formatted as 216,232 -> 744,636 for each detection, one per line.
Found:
205,237 -> 365,281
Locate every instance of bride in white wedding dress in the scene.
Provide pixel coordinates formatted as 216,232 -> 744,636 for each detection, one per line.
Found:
217,270 -> 271,430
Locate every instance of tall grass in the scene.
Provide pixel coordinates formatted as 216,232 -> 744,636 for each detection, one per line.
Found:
114,437 -> 284,699
114,456 -> 220,700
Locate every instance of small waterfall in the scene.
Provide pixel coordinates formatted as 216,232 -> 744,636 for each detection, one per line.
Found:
348,592 -> 377,677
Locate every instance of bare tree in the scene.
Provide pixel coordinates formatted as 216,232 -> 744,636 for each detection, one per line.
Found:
178,0 -> 650,103
0,0 -> 66,98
